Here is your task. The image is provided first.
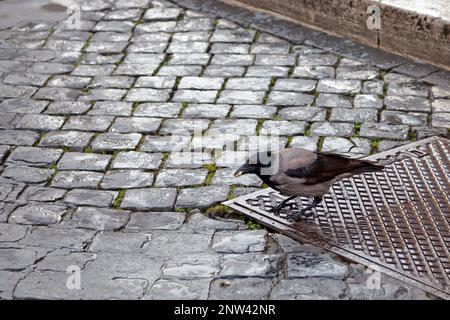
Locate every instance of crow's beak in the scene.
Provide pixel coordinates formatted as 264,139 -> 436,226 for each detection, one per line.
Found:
234,170 -> 243,177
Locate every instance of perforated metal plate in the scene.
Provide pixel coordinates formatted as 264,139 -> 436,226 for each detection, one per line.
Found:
223,136 -> 450,299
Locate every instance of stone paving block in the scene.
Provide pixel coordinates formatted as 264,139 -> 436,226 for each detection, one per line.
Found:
0,223 -> 28,242
39,131 -> 94,151
51,171 -> 104,189
260,120 -> 306,136
211,28 -> 256,43
0,248 -> 36,271
225,77 -> 271,91
158,65 -> 203,76
110,117 -> 161,133
212,230 -> 267,253
172,90 -> 218,103
317,79 -> 361,94
209,278 -> 273,300
111,151 -> 162,170
310,122 -> 354,137
64,189 -> 118,207
246,66 -> 289,78
0,99 -> 49,114
431,86 -> 450,98
155,169 -> 207,187
336,66 -> 379,80
14,269 -> 146,299
91,133 -> 142,152
145,278 -> 210,300
204,65 -> 245,77
292,65 -> 335,79
431,99 -> 450,112
211,168 -> 262,187
0,130 -> 40,146
0,271 -> 27,299
113,63 -> 158,76
134,76 -> 176,88
230,105 -> 277,119
219,92 -> 265,110
3,73 -> 50,86
143,8 -> 181,21
126,211 -> 185,231
183,104 -> 231,119
134,102 -> 182,117
178,77 -> 224,90
121,188 -> 177,211
362,80 -> 385,94
211,54 -> 254,66
15,114 -> 65,131
279,107 -> 326,121
57,152 -> 111,172
171,33 -> 211,43
316,93 -> 353,108
143,231 -> 212,256
18,187 -> 66,202
63,115 -> 114,132
381,111 -> 428,126
34,87 -> 82,100
159,119 -> 210,134
167,41 -> 209,53
299,53 -> 337,66
270,278 -> 346,300
90,231 -> 149,252
1,166 -> 54,184
87,101 -> 132,116
6,147 -> 62,167
360,122 -> 409,140
385,96 -> 431,112
274,79 -> 317,92
219,254 -> 280,278
329,108 -> 378,123
162,254 -> 220,279
176,186 -> 230,209
8,202 -> 69,225
209,119 -> 258,136
286,252 -> 348,279
20,227 -> 95,249
79,88 -> 127,101
184,212 -> 242,231
89,76 -> 134,89
255,54 -> 295,66
100,170 -> 154,189
36,249 -> 96,272
432,113 -> 450,128
140,135 -> 190,152
387,82 -> 429,97
72,207 -> 130,231
47,75 -> 91,89
72,64 -> 116,76
268,90 -> 315,106
322,137 -> 371,157
166,151 -> 213,169
354,94 -> 383,109
45,101 -> 92,115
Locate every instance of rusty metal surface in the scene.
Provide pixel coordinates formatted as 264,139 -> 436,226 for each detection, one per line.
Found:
223,136 -> 450,299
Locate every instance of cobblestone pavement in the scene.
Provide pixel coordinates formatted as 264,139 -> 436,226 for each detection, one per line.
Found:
0,0 -> 448,299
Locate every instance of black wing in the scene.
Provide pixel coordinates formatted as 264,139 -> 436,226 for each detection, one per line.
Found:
284,152 -> 383,185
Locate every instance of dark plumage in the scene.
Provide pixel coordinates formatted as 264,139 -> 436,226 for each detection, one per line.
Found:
234,148 -> 384,220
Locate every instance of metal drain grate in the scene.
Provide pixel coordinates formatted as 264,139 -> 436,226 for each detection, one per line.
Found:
223,137 -> 450,299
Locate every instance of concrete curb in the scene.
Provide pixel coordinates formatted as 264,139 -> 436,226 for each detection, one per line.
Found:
220,0 -> 450,71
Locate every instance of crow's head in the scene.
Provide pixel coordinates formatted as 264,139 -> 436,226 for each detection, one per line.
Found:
234,151 -> 274,177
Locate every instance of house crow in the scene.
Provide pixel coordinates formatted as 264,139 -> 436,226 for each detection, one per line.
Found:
234,148 -> 384,220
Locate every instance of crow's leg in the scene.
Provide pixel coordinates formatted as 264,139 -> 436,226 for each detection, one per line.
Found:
290,196 -> 323,220
271,196 -> 296,215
